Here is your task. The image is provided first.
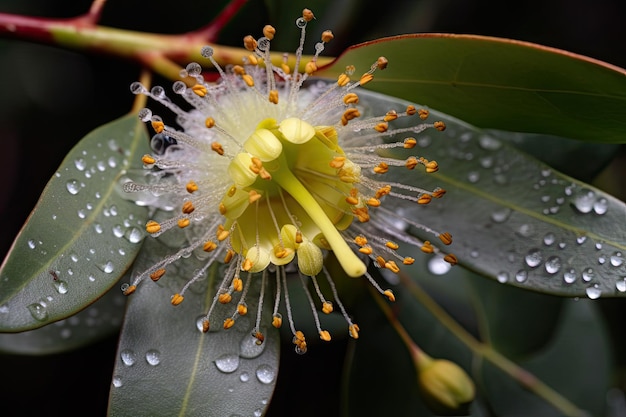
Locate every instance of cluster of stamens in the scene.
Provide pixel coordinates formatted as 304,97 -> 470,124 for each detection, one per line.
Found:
122,9 -> 456,353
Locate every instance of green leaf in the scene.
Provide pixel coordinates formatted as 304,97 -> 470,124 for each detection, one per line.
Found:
108,237 -> 280,417
317,34 -> 626,143
356,88 -> 626,297
0,114 -> 150,332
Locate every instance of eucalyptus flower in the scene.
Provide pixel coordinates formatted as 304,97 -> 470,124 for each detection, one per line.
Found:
122,9 -> 456,353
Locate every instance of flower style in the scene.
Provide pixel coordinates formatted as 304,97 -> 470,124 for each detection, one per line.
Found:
122,9 -> 456,353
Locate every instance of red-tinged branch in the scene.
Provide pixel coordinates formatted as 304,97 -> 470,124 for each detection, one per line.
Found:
189,0 -> 248,42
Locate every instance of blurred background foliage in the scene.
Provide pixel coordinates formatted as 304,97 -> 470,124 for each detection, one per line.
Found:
0,0 -> 625,416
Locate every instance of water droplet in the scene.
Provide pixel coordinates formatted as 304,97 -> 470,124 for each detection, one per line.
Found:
582,268 -> 595,282
110,205 -> 118,216
515,270 -> 528,283
493,173 -> 508,185
74,158 -> 86,171
27,239 -> 36,249
598,256 -> 606,265
467,171 -> 480,183
544,256 -> 561,274
145,349 -> 161,366
94,223 -> 103,234
66,179 -> 81,195
27,303 -> 48,321
573,190 -> 595,214
53,280 -> 69,294
112,377 -> 123,387
610,252 -> 624,267
576,236 -> 587,245
427,256 -> 451,275
240,332 -> 267,358
253,410 -> 262,417
478,135 -> 501,150
525,249 -> 543,268
77,209 -> 86,219
108,156 -> 118,168
490,208 -> 511,223
98,261 -> 114,274
124,227 -> 143,244
593,198 -> 608,215
616,278 -> 626,293
239,372 -> 250,382
543,233 -> 555,246
595,242 -> 603,250
255,364 -> 275,384
585,284 -> 601,299
496,271 -> 509,283
112,225 -> 124,238
563,268 -> 577,284
120,349 -> 136,366
215,354 -> 239,373
516,224 -> 533,238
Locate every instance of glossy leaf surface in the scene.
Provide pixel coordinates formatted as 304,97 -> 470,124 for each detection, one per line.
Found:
0,114 -> 150,332
318,34 -> 626,143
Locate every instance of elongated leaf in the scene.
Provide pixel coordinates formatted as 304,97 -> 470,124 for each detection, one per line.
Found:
0,114 -> 150,332
108,237 -> 279,417
355,88 -> 626,297
318,34 -> 626,143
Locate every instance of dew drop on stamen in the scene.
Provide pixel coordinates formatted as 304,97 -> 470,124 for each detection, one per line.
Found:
138,108 -> 152,122
150,86 -> 165,99
240,333 -> 267,358
130,82 -> 146,95
255,364 -> 275,384
185,62 -> 203,76
215,354 -> 239,373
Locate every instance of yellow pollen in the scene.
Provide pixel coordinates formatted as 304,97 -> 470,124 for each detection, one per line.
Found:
216,225 -> 230,241
321,30 -> 334,42
329,156 -> 346,168
202,319 -> 210,333
269,89 -> 279,104
366,198 -> 381,207
177,218 -> 190,228
434,121 -> 446,131
211,142 -> 224,155
421,241 -> 434,254
274,246 -> 288,258
376,256 -> 386,268
337,73 -> 350,87
151,120 -> 165,133
374,162 -> 389,174
432,188 -> 446,198
272,314 -> 282,328
305,61 -> 317,75
233,65 -> 245,75
142,154 -> 156,165
171,293 -> 184,305
439,232 -> 453,245
404,138 -> 417,148
233,277 -> 243,292
243,35 -> 257,51
384,110 -> 398,122
418,194 -> 432,205
403,257 -> 415,265
322,301 -> 333,314
262,25 -> 276,40
203,240 -> 217,252
359,247 -> 373,255
186,181 -> 198,193
359,73 -> 374,85
343,93 -> 359,104
181,201 -> 195,214
354,236 -> 368,246
224,249 -> 235,263
349,324 -> 360,339
123,285 -> 136,296
247,54 -> 258,65
425,161 -> 439,173
218,293 -> 232,304
341,108 -> 361,125
242,74 -> 255,87
192,84 -> 207,97
219,203 -> 227,215
295,231 -> 303,244
444,254 -> 459,265
406,105 -> 417,116
374,122 -> 388,133
405,157 -> 418,170
242,258 -> 254,271
418,108 -> 430,120
383,289 -> 396,301
237,303 -> 248,315
375,185 -> 391,198
377,56 -> 389,70
281,62 -> 291,74
302,8 -> 315,21
227,185 -> 237,197
223,318 -> 235,329
385,261 -> 400,273
386,241 -> 399,250
345,195 -> 359,205
353,206 -> 370,222
319,330 -> 331,341
146,220 -> 161,234
150,268 -> 166,281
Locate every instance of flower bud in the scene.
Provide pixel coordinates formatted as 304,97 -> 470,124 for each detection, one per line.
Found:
417,358 -> 475,416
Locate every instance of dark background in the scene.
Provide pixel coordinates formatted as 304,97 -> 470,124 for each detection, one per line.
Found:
0,0 -> 625,416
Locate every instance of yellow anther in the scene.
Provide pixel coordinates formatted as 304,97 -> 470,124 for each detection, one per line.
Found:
177,218 -> 190,228
233,65 -> 246,75
403,257 -> 415,265
319,330 -> 331,341
322,301 -> 333,314
262,25 -> 276,40
274,246 -> 288,259
341,108 -> 361,125
375,185 -> 391,198
186,181 -> 198,193
142,154 -> 156,165
242,74 -> 254,87
418,108 -> 430,120
151,120 -> 165,133
237,303 -> 248,315
295,231 -> 303,244
349,323 -> 360,339
218,203 -> 227,215
216,225 -> 229,241
227,185 -> 237,197
444,254 -> 459,265
376,256 -> 386,268
373,162 -> 389,174
247,54 -> 258,65
345,195 -> 359,205
218,293 -> 232,304
359,247 -> 373,255
406,105 -> 417,116
123,285 -> 136,296
146,220 -> 161,234
321,30 -> 334,42
211,142 -> 224,155
254,331 -> 265,345
383,110 -> 398,122
259,167 -> 271,180
383,289 -> 396,302
425,160 -> 439,173
224,249 -> 235,264
203,240 -> 217,252
201,319 -> 210,333
354,235 -> 368,246
342,93 -> 359,105
366,198 -> 381,207
302,8 -> 315,21
305,61 -> 317,75
405,157 -> 418,170
192,84 -> 207,97
421,241 -> 434,254
150,268 -> 166,281
386,241 -> 399,250
223,318 -> 235,329
434,121 -> 446,131
385,261 -> 400,273
281,62 -> 291,74
249,190 -> 262,204
181,201 -> 195,214
404,137 -> 417,148
233,277 -> 243,292
353,206 -> 370,223
439,232 -> 453,245
432,188 -> 446,198
294,330 -> 305,342
269,89 -> 279,104
242,258 -> 254,271
360,73 -> 374,85
374,122 -> 388,133
337,73 -> 350,87
377,56 -> 389,70
205,117 -> 215,128
171,293 -> 184,306
329,156 -> 346,168
272,314 -> 283,328
243,35 -> 257,51
418,194 -> 432,205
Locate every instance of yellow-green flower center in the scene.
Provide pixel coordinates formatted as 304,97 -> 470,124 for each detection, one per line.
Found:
221,117 -> 366,277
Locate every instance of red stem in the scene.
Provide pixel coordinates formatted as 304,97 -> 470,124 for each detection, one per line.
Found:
190,0 -> 248,42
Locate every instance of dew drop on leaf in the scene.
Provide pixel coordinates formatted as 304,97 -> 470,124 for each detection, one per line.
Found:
525,249 -> 543,268
66,179 -> 82,195
255,364 -> 275,384
496,271 -> 509,283
240,332 -> 267,358
215,354 -> 239,373
53,280 -> 68,294
616,278 -> 626,293
145,349 -> 161,366
544,256 -> 562,274
582,268 -> 595,282
586,284 -> 601,299
563,268 -> 577,284
515,270 -> 528,283
120,349 -> 136,366
427,256 -> 451,275
573,190 -> 595,214
610,252 -> 624,267
593,198 -> 608,215
27,302 -> 48,321
239,372 -> 250,383
112,376 -> 122,388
